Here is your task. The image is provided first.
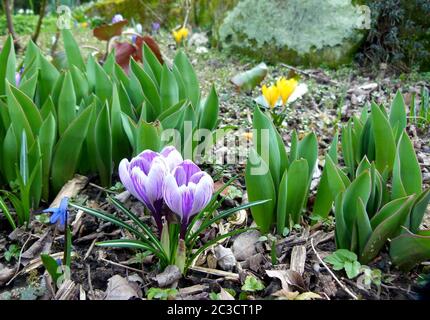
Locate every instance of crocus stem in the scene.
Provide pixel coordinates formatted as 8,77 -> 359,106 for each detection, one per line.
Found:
152,210 -> 163,233
180,221 -> 188,240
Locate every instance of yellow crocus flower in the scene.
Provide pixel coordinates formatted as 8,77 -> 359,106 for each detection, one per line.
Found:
262,84 -> 280,109
173,27 -> 189,44
276,77 -> 298,105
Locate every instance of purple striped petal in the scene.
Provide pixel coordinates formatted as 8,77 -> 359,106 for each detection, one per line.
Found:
144,158 -> 167,206
163,174 -> 183,219
180,184 -> 196,219
119,159 -> 140,201
190,174 -> 213,215
173,160 -> 200,186
130,167 -> 153,211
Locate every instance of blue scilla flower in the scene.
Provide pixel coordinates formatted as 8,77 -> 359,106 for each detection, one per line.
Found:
44,197 -> 69,226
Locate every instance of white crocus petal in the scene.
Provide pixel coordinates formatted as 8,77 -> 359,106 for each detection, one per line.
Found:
160,146 -> 183,172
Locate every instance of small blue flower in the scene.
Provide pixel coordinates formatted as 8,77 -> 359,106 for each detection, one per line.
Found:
44,197 -> 69,226
131,35 -> 137,44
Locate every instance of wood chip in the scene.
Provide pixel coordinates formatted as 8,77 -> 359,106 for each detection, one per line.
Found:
290,245 -> 306,275
50,174 -> 89,208
179,284 -> 208,296
55,279 -> 78,300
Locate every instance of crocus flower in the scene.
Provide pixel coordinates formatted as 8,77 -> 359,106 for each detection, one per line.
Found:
276,77 -> 298,105
172,27 -> 189,45
262,84 -> 280,109
118,146 -> 183,230
163,160 -> 214,237
44,197 -> 69,227
152,22 -> 160,33
112,14 -> 124,24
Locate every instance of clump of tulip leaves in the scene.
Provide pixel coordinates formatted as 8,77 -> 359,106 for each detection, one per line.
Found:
246,92 -> 430,270
0,29 -> 220,229
245,106 -> 318,234
312,92 -> 430,270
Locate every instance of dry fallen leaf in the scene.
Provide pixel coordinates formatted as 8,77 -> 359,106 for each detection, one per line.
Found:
21,230 -> 52,266
105,275 -> 142,300
266,269 -> 306,292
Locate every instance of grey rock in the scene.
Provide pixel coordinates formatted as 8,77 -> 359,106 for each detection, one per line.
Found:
232,230 -> 260,261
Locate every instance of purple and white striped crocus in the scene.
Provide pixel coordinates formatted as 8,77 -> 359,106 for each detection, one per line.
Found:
112,14 -> 124,24
118,146 -> 183,231
163,160 -> 214,238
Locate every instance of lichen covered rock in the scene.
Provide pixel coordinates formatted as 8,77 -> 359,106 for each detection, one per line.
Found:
219,0 -> 368,67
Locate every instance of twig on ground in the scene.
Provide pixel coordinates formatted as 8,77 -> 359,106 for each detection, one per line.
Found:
100,257 -> 144,274
84,238 -> 97,261
381,283 -> 414,294
310,238 -> 358,300
280,63 -> 339,86
87,264 -> 94,299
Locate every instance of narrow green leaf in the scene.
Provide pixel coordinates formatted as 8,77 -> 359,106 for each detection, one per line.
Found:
276,169 -> 288,233
245,149 -> 276,234
95,104 -> 112,186
0,195 -> 16,230
389,91 -> 407,142
409,188 -> 430,234
342,170 -> 371,233
361,195 -> 415,264
57,72 -> 77,136
143,43 -> 162,85
51,106 -> 94,192
198,86 -> 219,131
356,198 -> 372,255
94,62 -> 113,103
135,121 -> 162,154
286,159 -> 309,224
0,36 -> 16,95
390,230 -> 430,271
62,29 -> 85,71
38,55 -> 60,105
252,106 -> 286,188
130,59 -> 161,115
392,131 -> 422,199
2,125 -> 18,183
341,121 -> 355,177
6,83 -> 35,147
371,102 -> 396,173
41,254 -> 62,284
160,64 -> 179,110
38,114 -> 56,201
173,51 -> 200,108
334,193 -> 350,249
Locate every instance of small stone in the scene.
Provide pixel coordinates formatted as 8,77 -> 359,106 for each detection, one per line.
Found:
232,230 -> 260,261
214,245 -> 236,271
